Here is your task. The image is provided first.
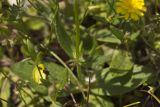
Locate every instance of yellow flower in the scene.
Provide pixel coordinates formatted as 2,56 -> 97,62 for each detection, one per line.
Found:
116,0 -> 146,21
32,64 -> 46,84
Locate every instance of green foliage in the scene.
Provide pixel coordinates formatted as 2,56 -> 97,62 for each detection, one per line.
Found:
11,59 -> 68,95
95,65 -> 154,96
0,0 -> 160,106
88,95 -> 114,107
0,46 -> 4,58
110,49 -> 133,75
0,78 -> 10,107
97,29 -> 122,44
54,15 -> 74,57
110,26 -> 124,42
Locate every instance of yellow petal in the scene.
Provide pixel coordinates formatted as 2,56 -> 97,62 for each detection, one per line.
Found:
116,0 -> 146,21
32,64 -> 46,84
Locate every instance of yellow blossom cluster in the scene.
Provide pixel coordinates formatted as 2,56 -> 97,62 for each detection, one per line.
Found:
116,0 -> 146,21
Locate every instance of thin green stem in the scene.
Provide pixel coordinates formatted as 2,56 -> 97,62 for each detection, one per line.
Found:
149,92 -> 160,104
1,71 -> 13,83
87,72 -> 91,105
123,101 -> 141,107
17,86 -> 27,106
140,88 -> 160,104
49,51 -> 85,99
74,0 -> 84,87
74,0 -> 80,59
20,87 -> 33,101
0,97 -> 8,103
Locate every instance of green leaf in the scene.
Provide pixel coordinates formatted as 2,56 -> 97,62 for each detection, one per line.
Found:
87,95 -> 114,107
91,55 -> 108,70
110,26 -> 124,41
11,59 -> 68,94
21,45 -> 30,57
11,59 -> 34,81
54,15 -> 73,57
11,59 -> 48,94
44,62 -> 68,89
95,65 -> 154,96
130,31 -> 140,41
26,39 -> 37,60
97,35 -> 121,44
97,29 -> 121,44
35,52 -> 43,64
110,49 -> 133,75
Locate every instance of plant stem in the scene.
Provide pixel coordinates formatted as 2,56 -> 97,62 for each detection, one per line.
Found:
16,86 -> 27,106
87,72 -> 91,104
148,92 -> 160,104
74,0 -> 84,87
123,101 -> 141,107
0,97 -> 8,103
74,0 -> 80,59
49,51 -> 85,99
140,89 -> 160,104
